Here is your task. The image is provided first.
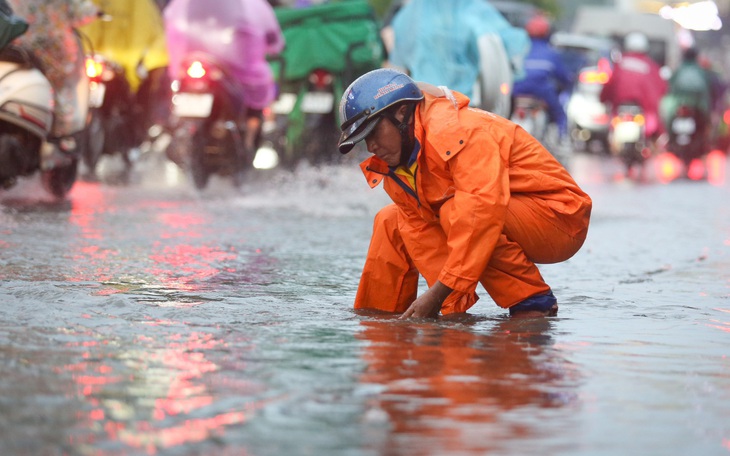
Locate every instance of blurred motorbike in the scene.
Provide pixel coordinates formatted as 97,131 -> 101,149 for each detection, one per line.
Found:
166,53 -> 252,190
566,63 -> 612,153
666,104 -> 707,176
510,95 -> 548,142
0,42 -> 88,199
266,1 -> 384,168
608,103 -> 649,176
268,65 -> 341,168
83,53 -> 136,178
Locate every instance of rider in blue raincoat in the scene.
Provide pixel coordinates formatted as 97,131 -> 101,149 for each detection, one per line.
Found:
388,0 -> 529,99
511,15 -> 573,140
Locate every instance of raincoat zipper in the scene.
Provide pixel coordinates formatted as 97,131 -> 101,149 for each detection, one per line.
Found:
366,165 -> 421,207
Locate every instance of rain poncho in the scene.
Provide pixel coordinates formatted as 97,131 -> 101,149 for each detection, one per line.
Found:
389,0 -> 529,98
8,0 -> 98,136
0,1 -> 27,49
78,0 -> 168,93
355,88 -> 591,314
164,0 -> 284,110
600,51 -> 667,137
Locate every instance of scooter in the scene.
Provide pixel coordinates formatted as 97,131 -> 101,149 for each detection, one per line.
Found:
269,66 -> 340,168
667,104 -> 707,176
166,53 -> 252,190
608,103 -> 650,177
510,95 -> 549,142
83,53 -> 136,179
0,45 -> 87,199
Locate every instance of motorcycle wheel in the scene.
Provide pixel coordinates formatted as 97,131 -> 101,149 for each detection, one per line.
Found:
300,111 -> 340,166
231,126 -> 251,188
82,110 -> 105,175
41,158 -> 79,199
190,133 -> 210,190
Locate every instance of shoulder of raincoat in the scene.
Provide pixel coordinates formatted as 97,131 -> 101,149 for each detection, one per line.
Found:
78,0 -> 167,91
361,86 -> 591,294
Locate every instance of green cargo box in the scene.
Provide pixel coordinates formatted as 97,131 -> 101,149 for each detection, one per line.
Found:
271,0 -> 384,84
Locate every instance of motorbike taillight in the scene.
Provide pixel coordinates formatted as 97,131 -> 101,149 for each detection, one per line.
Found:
309,69 -> 333,89
186,61 -> 206,79
85,57 -> 104,82
677,105 -> 693,117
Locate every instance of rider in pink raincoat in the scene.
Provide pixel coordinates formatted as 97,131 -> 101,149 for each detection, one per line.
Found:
164,0 -> 284,149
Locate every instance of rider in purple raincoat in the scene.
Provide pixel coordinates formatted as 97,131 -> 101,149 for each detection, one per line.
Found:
164,0 -> 284,149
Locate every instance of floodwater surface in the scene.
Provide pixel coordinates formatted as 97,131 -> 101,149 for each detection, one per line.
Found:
1,151 -> 729,456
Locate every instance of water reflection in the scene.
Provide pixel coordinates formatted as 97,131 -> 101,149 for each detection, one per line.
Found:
62,326 -> 263,454
357,316 -> 580,455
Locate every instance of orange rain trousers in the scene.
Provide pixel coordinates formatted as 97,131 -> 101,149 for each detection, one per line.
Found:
354,194 -> 587,315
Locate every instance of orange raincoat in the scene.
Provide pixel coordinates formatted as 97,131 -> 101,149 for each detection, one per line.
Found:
355,88 -> 592,314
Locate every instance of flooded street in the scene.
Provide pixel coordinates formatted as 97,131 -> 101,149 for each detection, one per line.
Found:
1,150 -> 729,456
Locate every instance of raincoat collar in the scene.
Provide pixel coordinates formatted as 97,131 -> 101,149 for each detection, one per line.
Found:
360,87 -> 470,188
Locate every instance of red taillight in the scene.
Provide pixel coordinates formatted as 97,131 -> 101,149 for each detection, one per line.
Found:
186,61 -> 206,79
677,105 -> 693,117
594,113 -> 610,124
309,69 -> 333,89
85,57 -> 104,82
724,109 -> 730,125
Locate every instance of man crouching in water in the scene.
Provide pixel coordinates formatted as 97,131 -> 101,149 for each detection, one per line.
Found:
337,69 -> 592,319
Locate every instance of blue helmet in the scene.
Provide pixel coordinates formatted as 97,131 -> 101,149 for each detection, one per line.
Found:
337,68 -> 423,154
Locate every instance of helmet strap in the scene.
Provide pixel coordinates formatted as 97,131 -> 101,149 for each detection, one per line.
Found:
382,103 -> 416,166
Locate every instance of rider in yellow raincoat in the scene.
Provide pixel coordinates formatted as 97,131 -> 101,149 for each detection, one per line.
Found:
78,0 -> 169,136
78,0 -> 168,93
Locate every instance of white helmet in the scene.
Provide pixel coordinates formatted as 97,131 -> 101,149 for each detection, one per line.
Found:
624,32 -> 649,53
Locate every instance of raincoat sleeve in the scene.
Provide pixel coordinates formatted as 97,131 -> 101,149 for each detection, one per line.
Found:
397,206 -> 480,313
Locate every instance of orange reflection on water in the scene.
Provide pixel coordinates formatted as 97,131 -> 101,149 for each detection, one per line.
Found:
357,317 -> 577,453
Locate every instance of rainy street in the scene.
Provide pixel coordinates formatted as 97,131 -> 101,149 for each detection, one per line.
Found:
1,148 -> 729,456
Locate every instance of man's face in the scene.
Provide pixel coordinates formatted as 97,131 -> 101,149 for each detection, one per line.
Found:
364,108 -> 405,167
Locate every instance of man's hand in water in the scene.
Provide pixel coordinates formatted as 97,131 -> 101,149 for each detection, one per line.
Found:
400,281 -> 453,319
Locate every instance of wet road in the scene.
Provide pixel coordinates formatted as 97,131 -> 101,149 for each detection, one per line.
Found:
1,150 -> 729,456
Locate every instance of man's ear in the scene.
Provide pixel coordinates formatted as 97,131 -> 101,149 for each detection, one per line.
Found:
395,104 -> 409,122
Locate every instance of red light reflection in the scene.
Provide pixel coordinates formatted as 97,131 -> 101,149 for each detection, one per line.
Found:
63,329 -> 263,452
655,152 -> 683,183
706,150 -> 727,186
654,150 -> 727,185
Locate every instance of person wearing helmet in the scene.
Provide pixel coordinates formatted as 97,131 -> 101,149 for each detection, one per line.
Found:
338,68 -> 592,319
660,47 -> 713,141
600,31 -> 667,142
511,14 -> 574,141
